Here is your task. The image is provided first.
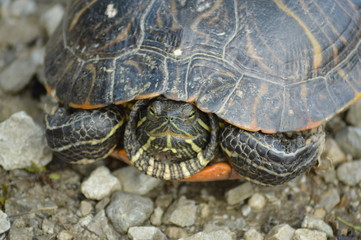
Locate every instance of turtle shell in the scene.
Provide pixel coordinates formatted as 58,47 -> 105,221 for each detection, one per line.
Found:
45,0 -> 361,133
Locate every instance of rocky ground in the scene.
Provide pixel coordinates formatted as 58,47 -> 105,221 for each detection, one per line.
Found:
0,0 -> 361,240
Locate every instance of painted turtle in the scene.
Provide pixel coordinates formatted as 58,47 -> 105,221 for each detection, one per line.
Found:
44,0 -> 361,185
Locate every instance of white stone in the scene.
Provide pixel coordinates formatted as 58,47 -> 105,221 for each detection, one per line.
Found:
265,224 -> 295,240
128,226 -> 168,240
0,111 -> 52,170
244,228 -> 264,240
81,166 -> 121,200
0,210 -> 10,233
248,193 -> 267,210
293,229 -> 327,240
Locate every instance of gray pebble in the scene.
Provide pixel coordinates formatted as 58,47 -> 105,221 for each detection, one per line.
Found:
57,230 -> 73,240
225,182 -> 254,205
41,218 -> 55,235
335,126 -> 361,159
0,49 -> 39,93
244,228 -> 264,240
80,200 -> 93,217
264,223 -> 295,240
2,0 -> 36,17
164,227 -> 189,239
40,4 -> 64,35
0,210 -> 10,234
336,160 -> 361,186
128,226 -> 168,240
248,193 -> 266,210
318,188 -> 340,212
322,137 -> 347,166
163,196 -> 198,227
113,166 -> 161,195
179,230 -> 234,240
86,210 -> 120,240
346,100 -> 361,127
301,215 -> 333,237
0,111 -> 52,170
81,166 -> 121,200
293,229 -> 327,240
0,18 -> 41,45
106,192 -> 154,233
150,206 -> 164,226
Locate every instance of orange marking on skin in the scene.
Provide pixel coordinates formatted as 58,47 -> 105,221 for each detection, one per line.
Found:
111,149 -> 132,165
180,163 -> 242,182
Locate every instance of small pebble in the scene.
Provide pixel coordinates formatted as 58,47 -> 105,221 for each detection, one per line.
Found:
106,192 -> 154,233
336,160 -> 361,186
318,188 -> 340,212
265,223 -> 295,240
113,166 -> 161,195
346,100 -> 361,127
322,137 -> 347,165
241,204 -> 251,216
180,230 -> 234,240
81,166 -> 121,200
293,229 -> 327,240
86,210 -> 119,240
301,215 -> 333,237
244,228 -> 264,240
41,218 -> 55,234
0,111 -> 52,170
225,182 -> 254,205
57,230 -> 73,240
41,4 -> 64,35
0,210 -> 10,234
164,227 -> 189,239
80,200 -> 93,217
335,126 -> 361,159
128,226 -> 168,240
248,193 -> 266,210
150,206 -> 164,226
163,196 -> 198,227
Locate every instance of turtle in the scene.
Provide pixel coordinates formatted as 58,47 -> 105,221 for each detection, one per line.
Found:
44,0 -> 361,185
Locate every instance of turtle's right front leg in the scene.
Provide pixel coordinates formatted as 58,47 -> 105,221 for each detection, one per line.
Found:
44,105 -> 126,164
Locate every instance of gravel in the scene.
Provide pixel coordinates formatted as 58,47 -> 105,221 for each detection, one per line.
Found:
1,0 -> 361,239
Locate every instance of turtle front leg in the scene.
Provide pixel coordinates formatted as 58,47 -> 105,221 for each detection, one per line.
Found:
220,125 -> 325,185
44,105 -> 126,164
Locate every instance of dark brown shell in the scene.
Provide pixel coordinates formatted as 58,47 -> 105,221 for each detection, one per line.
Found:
45,0 -> 361,132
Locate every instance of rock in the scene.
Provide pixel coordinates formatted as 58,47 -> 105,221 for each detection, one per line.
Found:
106,192 -> 154,233
113,166 -> 161,195
0,18 -> 41,45
150,206 -> 164,226
81,166 -> 121,200
164,227 -> 189,239
335,127 -> 361,159
336,160 -> 361,186
318,188 -> 340,212
79,200 -> 93,217
301,215 -> 333,237
163,196 -> 198,227
41,218 -> 55,234
180,230 -> 234,240
0,111 -> 52,170
57,230 -> 73,240
225,182 -> 254,205
244,228 -> 264,240
248,193 -> 266,210
1,0 -> 36,17
128,226 -> 168,240
322,137 -> 347,166
0,210 -> 10,234
86,210 -> 120,240
346,100 -> 361,127
293,229 -> 327,240
41,4 -> 64,35
0,47 -> 44,93
265,223 -> 295,240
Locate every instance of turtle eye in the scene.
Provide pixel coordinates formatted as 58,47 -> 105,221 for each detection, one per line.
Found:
188,109 -> 196,120
148,106 -> 156,116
